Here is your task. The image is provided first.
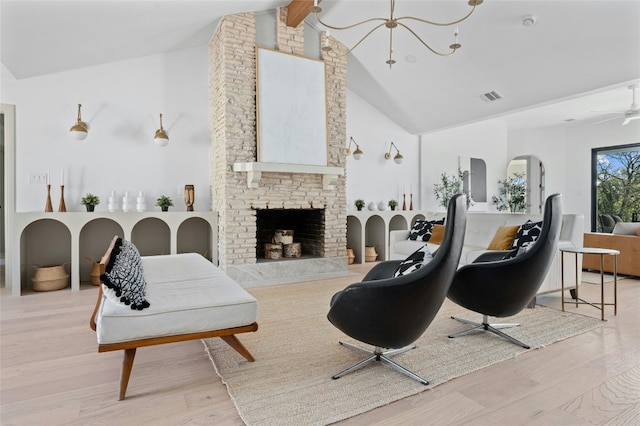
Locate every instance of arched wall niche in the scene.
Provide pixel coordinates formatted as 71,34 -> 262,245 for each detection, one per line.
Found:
508,155 -> 546,214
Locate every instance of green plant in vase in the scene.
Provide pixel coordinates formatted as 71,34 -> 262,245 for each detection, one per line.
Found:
354,199 -> 365,211
492,172 -> 527,212
81,193 -> 100,212
156,195 -> 174,212
388,199 -> 399,210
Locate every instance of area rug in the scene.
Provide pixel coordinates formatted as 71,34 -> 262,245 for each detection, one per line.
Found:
203,276 -> 603,426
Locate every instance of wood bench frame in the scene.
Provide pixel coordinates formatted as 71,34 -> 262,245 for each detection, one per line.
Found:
89,236 -> 258,400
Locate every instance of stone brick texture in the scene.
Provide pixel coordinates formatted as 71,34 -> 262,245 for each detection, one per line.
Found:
210,8 -> 347,269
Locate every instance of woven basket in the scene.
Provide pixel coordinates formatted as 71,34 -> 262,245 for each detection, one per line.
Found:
32,264 -> 69,292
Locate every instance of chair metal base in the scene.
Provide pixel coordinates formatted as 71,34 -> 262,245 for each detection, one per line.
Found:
332,341 -> 429,385
448,314 -> 531,349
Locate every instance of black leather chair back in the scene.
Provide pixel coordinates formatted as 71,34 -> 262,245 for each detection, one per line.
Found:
447,193 -> 563,318
327,194 -> 467,349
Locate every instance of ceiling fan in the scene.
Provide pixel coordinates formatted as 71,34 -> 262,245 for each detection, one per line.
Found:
591,84 -> 640,126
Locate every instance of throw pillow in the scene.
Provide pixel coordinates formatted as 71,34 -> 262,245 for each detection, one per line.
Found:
393,244 -> 433,277
510,220 -> 543,251
487,225 -> 520,250
101,238 -> 151,310
503,220 -> 543,259
503,240 -> 536,260
429,224 -> 446,244
408,218 -> 445,241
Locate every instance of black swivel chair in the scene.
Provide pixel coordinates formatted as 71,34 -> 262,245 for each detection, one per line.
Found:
327,194 -> 467,385
447,193 -> 563,349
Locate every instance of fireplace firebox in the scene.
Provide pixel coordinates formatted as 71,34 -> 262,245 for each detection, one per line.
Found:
256,208 -> 325,260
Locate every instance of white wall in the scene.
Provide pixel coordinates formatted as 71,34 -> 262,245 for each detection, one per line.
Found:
420,120 -> 509,212
1,46 -> 211,212
346,89 -> 420,212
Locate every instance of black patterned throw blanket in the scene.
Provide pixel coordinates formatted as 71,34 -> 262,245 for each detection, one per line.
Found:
100,238 -> 151,310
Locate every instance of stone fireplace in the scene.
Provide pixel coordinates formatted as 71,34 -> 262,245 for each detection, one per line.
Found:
209,8 -> 349,286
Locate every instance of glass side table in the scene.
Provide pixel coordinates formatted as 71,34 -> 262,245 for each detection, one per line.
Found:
561,247 -> 619,321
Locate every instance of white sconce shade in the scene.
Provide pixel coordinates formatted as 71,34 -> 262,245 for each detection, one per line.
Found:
346,136 -> 364,160
69,104 -> 88,140
154,113 -> 169,147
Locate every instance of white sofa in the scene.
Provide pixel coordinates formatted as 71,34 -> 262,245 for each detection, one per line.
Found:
389,212 -> 584,294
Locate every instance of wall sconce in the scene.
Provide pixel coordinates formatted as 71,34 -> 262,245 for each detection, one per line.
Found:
69,104 -> 88,140
154,113 -> 169,147
345,136 -> 364,160
385,142 -> 403,164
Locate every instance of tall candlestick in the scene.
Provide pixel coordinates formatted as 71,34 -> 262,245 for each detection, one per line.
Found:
45,184 -> 53,212
58,185 -> 66,212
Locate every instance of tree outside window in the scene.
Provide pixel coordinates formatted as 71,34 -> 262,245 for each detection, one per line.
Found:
594,144 -> 640,230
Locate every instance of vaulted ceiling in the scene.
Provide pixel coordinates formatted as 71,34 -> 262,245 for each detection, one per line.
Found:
2,1 -> 639,134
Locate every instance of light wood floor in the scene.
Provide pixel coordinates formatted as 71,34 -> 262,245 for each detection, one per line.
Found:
1,266 -> 639,425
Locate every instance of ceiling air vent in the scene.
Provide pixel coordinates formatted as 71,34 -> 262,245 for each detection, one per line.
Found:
481,91 -> 503,103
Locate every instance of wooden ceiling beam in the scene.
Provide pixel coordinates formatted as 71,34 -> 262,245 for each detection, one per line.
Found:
286,0 -> 316,28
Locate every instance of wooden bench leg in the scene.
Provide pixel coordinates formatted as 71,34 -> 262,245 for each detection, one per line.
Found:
119,348 -> 136,400
221,335 -> 255,362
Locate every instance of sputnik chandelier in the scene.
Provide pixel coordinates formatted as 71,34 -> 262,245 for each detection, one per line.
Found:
310,0 -> 483,68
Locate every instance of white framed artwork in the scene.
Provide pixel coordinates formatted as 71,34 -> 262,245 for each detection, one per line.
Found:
256,47 -> 328,166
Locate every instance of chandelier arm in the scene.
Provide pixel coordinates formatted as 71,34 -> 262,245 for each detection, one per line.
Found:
398,22 -> 456,57
339,22 -> 389,56
314,11 -> 387,31
395,4 -> 478,27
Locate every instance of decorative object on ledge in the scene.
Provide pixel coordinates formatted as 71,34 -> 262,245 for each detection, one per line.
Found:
122,191 -> 133,212
346,136 -> 364,160
233,162 -> 344,190
402,193 -> 406,210
184,185 -> 195,211
156,195 -> 174,212
388,199 -> 398,210
354,199 -> 365,211
45,184 -> 53,212
385,142 -> 403,164
69,103 -> 88,140
81,193 -> 100,212
58,185 -> 67,212
107,190 -> 119,212
309,0 -> 483,68
154,113 -> 169,147
410,193 -> 414,210
136,191 -> 146,212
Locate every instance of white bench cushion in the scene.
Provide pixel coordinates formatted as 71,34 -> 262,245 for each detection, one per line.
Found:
97,253 -> 258,345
